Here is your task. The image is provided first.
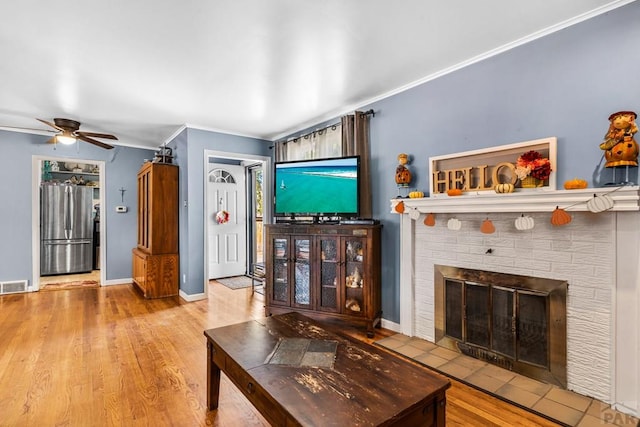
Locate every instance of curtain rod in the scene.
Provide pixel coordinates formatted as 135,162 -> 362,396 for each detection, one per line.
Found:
278,109 -> 376,144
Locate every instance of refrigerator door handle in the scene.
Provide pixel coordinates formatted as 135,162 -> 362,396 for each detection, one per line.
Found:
43,240 -> 92,245
64,185 -> 71,239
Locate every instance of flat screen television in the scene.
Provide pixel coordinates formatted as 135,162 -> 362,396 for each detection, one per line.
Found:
274,156 -> 360,218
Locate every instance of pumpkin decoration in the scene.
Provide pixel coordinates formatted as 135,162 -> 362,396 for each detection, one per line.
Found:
394,201 -> 405,213
515,214 -> 535,231
494,183 -> 515,194
424,213 -> 436,227
409,190 -> 425,198
447,188 -> 463,196
586,194 -> 614,213
550,207 -> 572,226
480,218 -> 495,234
563,178 -> 588,190
409,208 -> 420,220
447,218 -> 462,231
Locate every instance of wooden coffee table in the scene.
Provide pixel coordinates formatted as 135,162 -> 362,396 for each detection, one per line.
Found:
204,312 -> 450,426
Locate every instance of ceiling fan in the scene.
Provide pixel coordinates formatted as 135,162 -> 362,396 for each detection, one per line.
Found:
35,118 -> 117,149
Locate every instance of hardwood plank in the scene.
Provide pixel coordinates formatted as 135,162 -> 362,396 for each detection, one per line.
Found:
0,282 -> 559,426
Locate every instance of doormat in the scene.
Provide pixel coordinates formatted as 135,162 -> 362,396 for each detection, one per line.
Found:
215,275 -> 254,290
40,280 -> 100,291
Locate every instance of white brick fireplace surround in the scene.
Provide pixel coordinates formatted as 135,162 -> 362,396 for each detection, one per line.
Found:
393,187 -> 640,417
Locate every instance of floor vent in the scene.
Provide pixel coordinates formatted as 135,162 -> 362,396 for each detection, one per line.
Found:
0,280 -> 29,295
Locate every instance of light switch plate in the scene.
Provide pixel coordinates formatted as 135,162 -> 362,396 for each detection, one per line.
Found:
116,206 -> 128,213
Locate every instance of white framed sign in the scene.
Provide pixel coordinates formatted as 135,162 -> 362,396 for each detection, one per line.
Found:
429,137 -> 557,195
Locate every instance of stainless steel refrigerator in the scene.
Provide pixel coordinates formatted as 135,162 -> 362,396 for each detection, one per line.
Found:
40,184 -> 94,275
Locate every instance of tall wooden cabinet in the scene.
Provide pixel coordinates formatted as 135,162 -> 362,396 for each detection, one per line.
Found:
132,162 -> 179,298
265,223 -> 382,337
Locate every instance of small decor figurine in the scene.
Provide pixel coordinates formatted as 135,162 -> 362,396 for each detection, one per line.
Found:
600,111 -> 638,168
395,153 -> 412,197
345,298 -> 361,312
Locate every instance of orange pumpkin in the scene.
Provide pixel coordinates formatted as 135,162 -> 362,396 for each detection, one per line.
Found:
550,207 -> 572,226
447,188 -> 463,196
424,213 -> 436,226
563,178 -> 588,190
480,218 -> 495,234
394,201 -> 405,213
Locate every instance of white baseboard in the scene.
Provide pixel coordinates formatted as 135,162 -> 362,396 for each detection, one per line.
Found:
381,318 -> 401,333
102,278 -> 132,286
179,289 -> 207,302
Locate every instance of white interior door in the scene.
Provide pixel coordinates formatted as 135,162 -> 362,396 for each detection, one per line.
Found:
207,164 -> 247,279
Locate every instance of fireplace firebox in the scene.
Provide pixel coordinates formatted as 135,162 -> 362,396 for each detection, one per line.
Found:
435,265 -> 567,388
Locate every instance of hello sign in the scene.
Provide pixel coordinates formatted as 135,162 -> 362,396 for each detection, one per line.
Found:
428,137 -> 557,194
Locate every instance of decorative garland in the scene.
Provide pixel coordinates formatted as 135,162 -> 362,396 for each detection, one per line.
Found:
410,185 -> 626,232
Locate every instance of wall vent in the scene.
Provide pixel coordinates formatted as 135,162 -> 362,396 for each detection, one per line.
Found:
0,280 -> 29,295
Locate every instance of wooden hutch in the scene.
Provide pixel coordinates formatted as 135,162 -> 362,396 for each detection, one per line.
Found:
132,162 -> 179,298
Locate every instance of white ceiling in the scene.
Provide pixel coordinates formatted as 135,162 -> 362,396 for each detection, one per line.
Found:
0,1 -> 633,149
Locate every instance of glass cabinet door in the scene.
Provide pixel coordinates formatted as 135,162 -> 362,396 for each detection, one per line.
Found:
343,238 -> 365,316
292,237 -> 311,308
318,237 -> 339,312
271,237 -> 289,305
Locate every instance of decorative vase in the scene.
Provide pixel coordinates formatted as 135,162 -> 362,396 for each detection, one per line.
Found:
520,176 -> 543,188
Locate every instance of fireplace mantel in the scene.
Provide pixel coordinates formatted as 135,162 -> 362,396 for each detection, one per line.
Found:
391,186 -> 639,214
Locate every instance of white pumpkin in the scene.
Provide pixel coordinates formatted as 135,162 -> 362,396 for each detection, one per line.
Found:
586,194 -> 614,213
494,183 -> 515,193
447,218 -> 462,231
515,214 -> 535,231
409,208 -> 420,220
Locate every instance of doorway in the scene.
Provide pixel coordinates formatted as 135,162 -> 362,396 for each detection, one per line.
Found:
203,150 -> 271,293
207,163 -> 247,279
32,156 -> 106,290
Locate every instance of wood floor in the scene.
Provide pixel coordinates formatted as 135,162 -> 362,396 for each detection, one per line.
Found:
0,282 -> 560,426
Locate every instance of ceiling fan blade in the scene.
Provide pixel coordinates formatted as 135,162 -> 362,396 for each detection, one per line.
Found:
77,131 -> 118,140
76,134 -> 114,149
36,118 -> 64,132
0,125 -> 57,133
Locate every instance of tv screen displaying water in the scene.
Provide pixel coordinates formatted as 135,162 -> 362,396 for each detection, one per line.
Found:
274,156 -> 359,216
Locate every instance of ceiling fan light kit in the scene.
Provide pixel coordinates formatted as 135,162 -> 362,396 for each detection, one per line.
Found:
34,118 -> 117,149
56,133 -> 76,145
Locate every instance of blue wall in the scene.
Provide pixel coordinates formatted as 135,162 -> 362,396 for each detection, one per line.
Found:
282,2 -> 640,323
173,128 -> 270,296
0,130 -> 153,284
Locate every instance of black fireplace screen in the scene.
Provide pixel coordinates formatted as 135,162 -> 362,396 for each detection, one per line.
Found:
436,266 -> 567,388
444,279 -> 549,370
518,291 -> 548,367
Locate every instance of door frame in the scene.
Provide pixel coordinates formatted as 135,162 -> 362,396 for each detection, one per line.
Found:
31,155 -> 106,290
202,150 -> 272,295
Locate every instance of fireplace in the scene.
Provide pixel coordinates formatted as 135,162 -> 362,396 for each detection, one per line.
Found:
434,265 -> 567,387
394,187 -> 640,416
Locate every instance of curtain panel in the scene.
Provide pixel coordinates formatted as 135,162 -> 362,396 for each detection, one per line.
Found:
342,111 -> 372,219
275,125 -> 341,161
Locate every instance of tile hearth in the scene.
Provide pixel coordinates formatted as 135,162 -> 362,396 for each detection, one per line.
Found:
376,334 -> 639,427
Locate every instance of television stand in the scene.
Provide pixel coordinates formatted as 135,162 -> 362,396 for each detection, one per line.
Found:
264,223 -> 382,337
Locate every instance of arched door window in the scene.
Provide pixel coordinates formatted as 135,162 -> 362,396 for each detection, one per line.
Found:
209,168 -> 236,184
